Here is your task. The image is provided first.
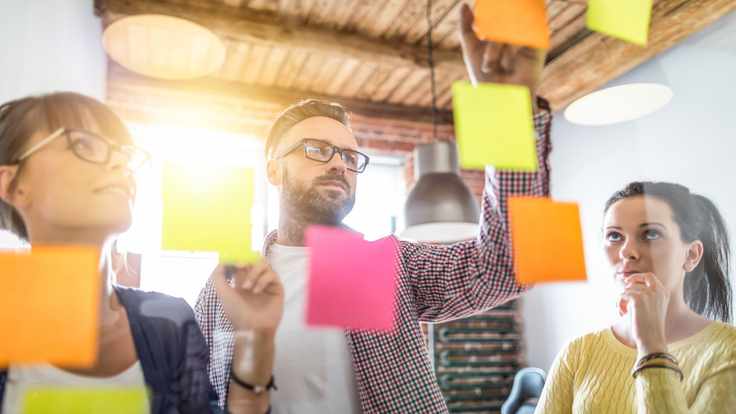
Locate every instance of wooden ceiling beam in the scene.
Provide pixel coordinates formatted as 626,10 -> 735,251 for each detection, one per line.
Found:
106,63 -> 455,148
539,0 -> 736,111
95,0 -> 465,73
97,0 -> 734,115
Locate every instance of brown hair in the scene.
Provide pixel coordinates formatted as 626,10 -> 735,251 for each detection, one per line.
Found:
265,99 -> 350,159
0,92 -> 131,241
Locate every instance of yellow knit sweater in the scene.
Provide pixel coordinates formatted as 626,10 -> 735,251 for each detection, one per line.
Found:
535,321 -> 736,413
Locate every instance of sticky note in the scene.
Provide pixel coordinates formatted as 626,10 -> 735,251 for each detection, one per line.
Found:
0,246 -> 100,367
23,387 -> 148,414
305,226 -> 398,332
474,0 -> 550,49
586,0 -> 653,46
452,81 -> 538,171
508,197 -> 587,284
161,163 -> 259,264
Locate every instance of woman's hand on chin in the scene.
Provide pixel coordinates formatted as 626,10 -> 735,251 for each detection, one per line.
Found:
618,272 -> 670,356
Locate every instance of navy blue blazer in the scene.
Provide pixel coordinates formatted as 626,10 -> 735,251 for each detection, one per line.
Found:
0,286 -> 221,413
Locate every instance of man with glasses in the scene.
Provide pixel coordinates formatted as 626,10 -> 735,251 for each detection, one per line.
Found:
195,4 -> 553,413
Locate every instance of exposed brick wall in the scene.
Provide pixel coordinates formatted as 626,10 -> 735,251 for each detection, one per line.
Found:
375,134 -> 523,414
371,137 -> 484,203
458,168 -> 485,202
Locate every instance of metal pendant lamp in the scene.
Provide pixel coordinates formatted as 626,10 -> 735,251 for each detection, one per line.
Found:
401,0 -> 479,243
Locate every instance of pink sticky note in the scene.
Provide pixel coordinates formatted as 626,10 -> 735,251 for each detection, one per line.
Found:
305,226 -> 398,332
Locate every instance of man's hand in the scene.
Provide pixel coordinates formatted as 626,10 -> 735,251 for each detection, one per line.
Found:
458,3 -> 547,107
212,260 -> 284,335
213,260 -> 284,411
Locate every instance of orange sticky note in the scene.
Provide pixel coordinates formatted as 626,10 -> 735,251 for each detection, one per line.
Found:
0,246 -> 100,367
508,197 -> 587,284
474,0 -> 550,49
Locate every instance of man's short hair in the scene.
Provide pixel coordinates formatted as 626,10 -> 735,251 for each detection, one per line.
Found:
265,99 -> 351,159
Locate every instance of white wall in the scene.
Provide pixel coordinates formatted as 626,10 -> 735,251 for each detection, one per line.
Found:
0,0 -> 106,103
523,11 -> 736,371
0,0 -> 106,247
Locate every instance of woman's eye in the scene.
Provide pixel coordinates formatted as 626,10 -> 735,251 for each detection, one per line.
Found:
605,232 -> 623,242
74,138 -> 95,153
305,146 -> 320,155
643,229 -> 662,240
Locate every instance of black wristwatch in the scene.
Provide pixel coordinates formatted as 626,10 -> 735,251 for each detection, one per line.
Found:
230,369 -> 277,395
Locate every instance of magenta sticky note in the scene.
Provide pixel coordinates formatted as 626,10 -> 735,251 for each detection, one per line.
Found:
305,226 -> 398,332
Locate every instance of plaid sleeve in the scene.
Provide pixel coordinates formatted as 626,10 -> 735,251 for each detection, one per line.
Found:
403,101 -> 552,323
194,279 -> 233,410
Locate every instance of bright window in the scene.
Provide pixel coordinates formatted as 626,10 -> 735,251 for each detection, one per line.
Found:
119,124 -> 406,306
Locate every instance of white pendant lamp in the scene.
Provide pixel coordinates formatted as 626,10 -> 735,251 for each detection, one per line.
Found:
103,14 -> 226,80
565,83 -> 673,126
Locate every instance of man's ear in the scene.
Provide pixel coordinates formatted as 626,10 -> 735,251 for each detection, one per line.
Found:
266,159 -> 283,187
0,165 -> 19,204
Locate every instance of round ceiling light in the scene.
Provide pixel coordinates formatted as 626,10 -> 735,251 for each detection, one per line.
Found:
103,14 -> 226,80
564,83 -> 673,126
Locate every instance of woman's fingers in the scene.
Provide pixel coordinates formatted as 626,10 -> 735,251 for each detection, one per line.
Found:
626,272 -> 660,286
622,273 -> 647,285
617,296 -> 628,316
622,285 -> 648,298
642,272 -> 664,289
623,272 -> 663,290
619,283 -> 646,306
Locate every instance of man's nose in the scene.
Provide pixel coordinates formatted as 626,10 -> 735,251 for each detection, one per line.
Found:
325,151 -> 348,174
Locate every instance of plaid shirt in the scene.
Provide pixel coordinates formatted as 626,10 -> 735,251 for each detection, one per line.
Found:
195,105 -> 552,413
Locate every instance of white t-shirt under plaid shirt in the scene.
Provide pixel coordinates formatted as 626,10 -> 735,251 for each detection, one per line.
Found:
196,102 -> 553,413
266,243 -> 360,414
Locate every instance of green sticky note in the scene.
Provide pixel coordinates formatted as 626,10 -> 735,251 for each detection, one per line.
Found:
586,0 -> 653,46
23,387 -> 148,414
161,163 -> 259,264
452,81 -> 537,171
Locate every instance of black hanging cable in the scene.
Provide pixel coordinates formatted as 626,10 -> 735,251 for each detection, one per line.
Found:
426,0 -> 438,141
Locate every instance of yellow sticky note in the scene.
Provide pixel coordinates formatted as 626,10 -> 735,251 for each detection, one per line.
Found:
586,0 -> 653,46
161,163 -> 259,264
452,81 -> 538,171
0,246 -> 100,367
23,387 -> 148,414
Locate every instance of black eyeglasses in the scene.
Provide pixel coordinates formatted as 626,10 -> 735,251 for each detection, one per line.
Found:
16,128 -> 151,171
274,138 -> 370,173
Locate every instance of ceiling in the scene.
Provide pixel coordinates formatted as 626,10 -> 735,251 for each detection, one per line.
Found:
96,0 -> 735,142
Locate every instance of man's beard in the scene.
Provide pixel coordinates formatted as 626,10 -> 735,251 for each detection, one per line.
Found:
282,168 -> 355,226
